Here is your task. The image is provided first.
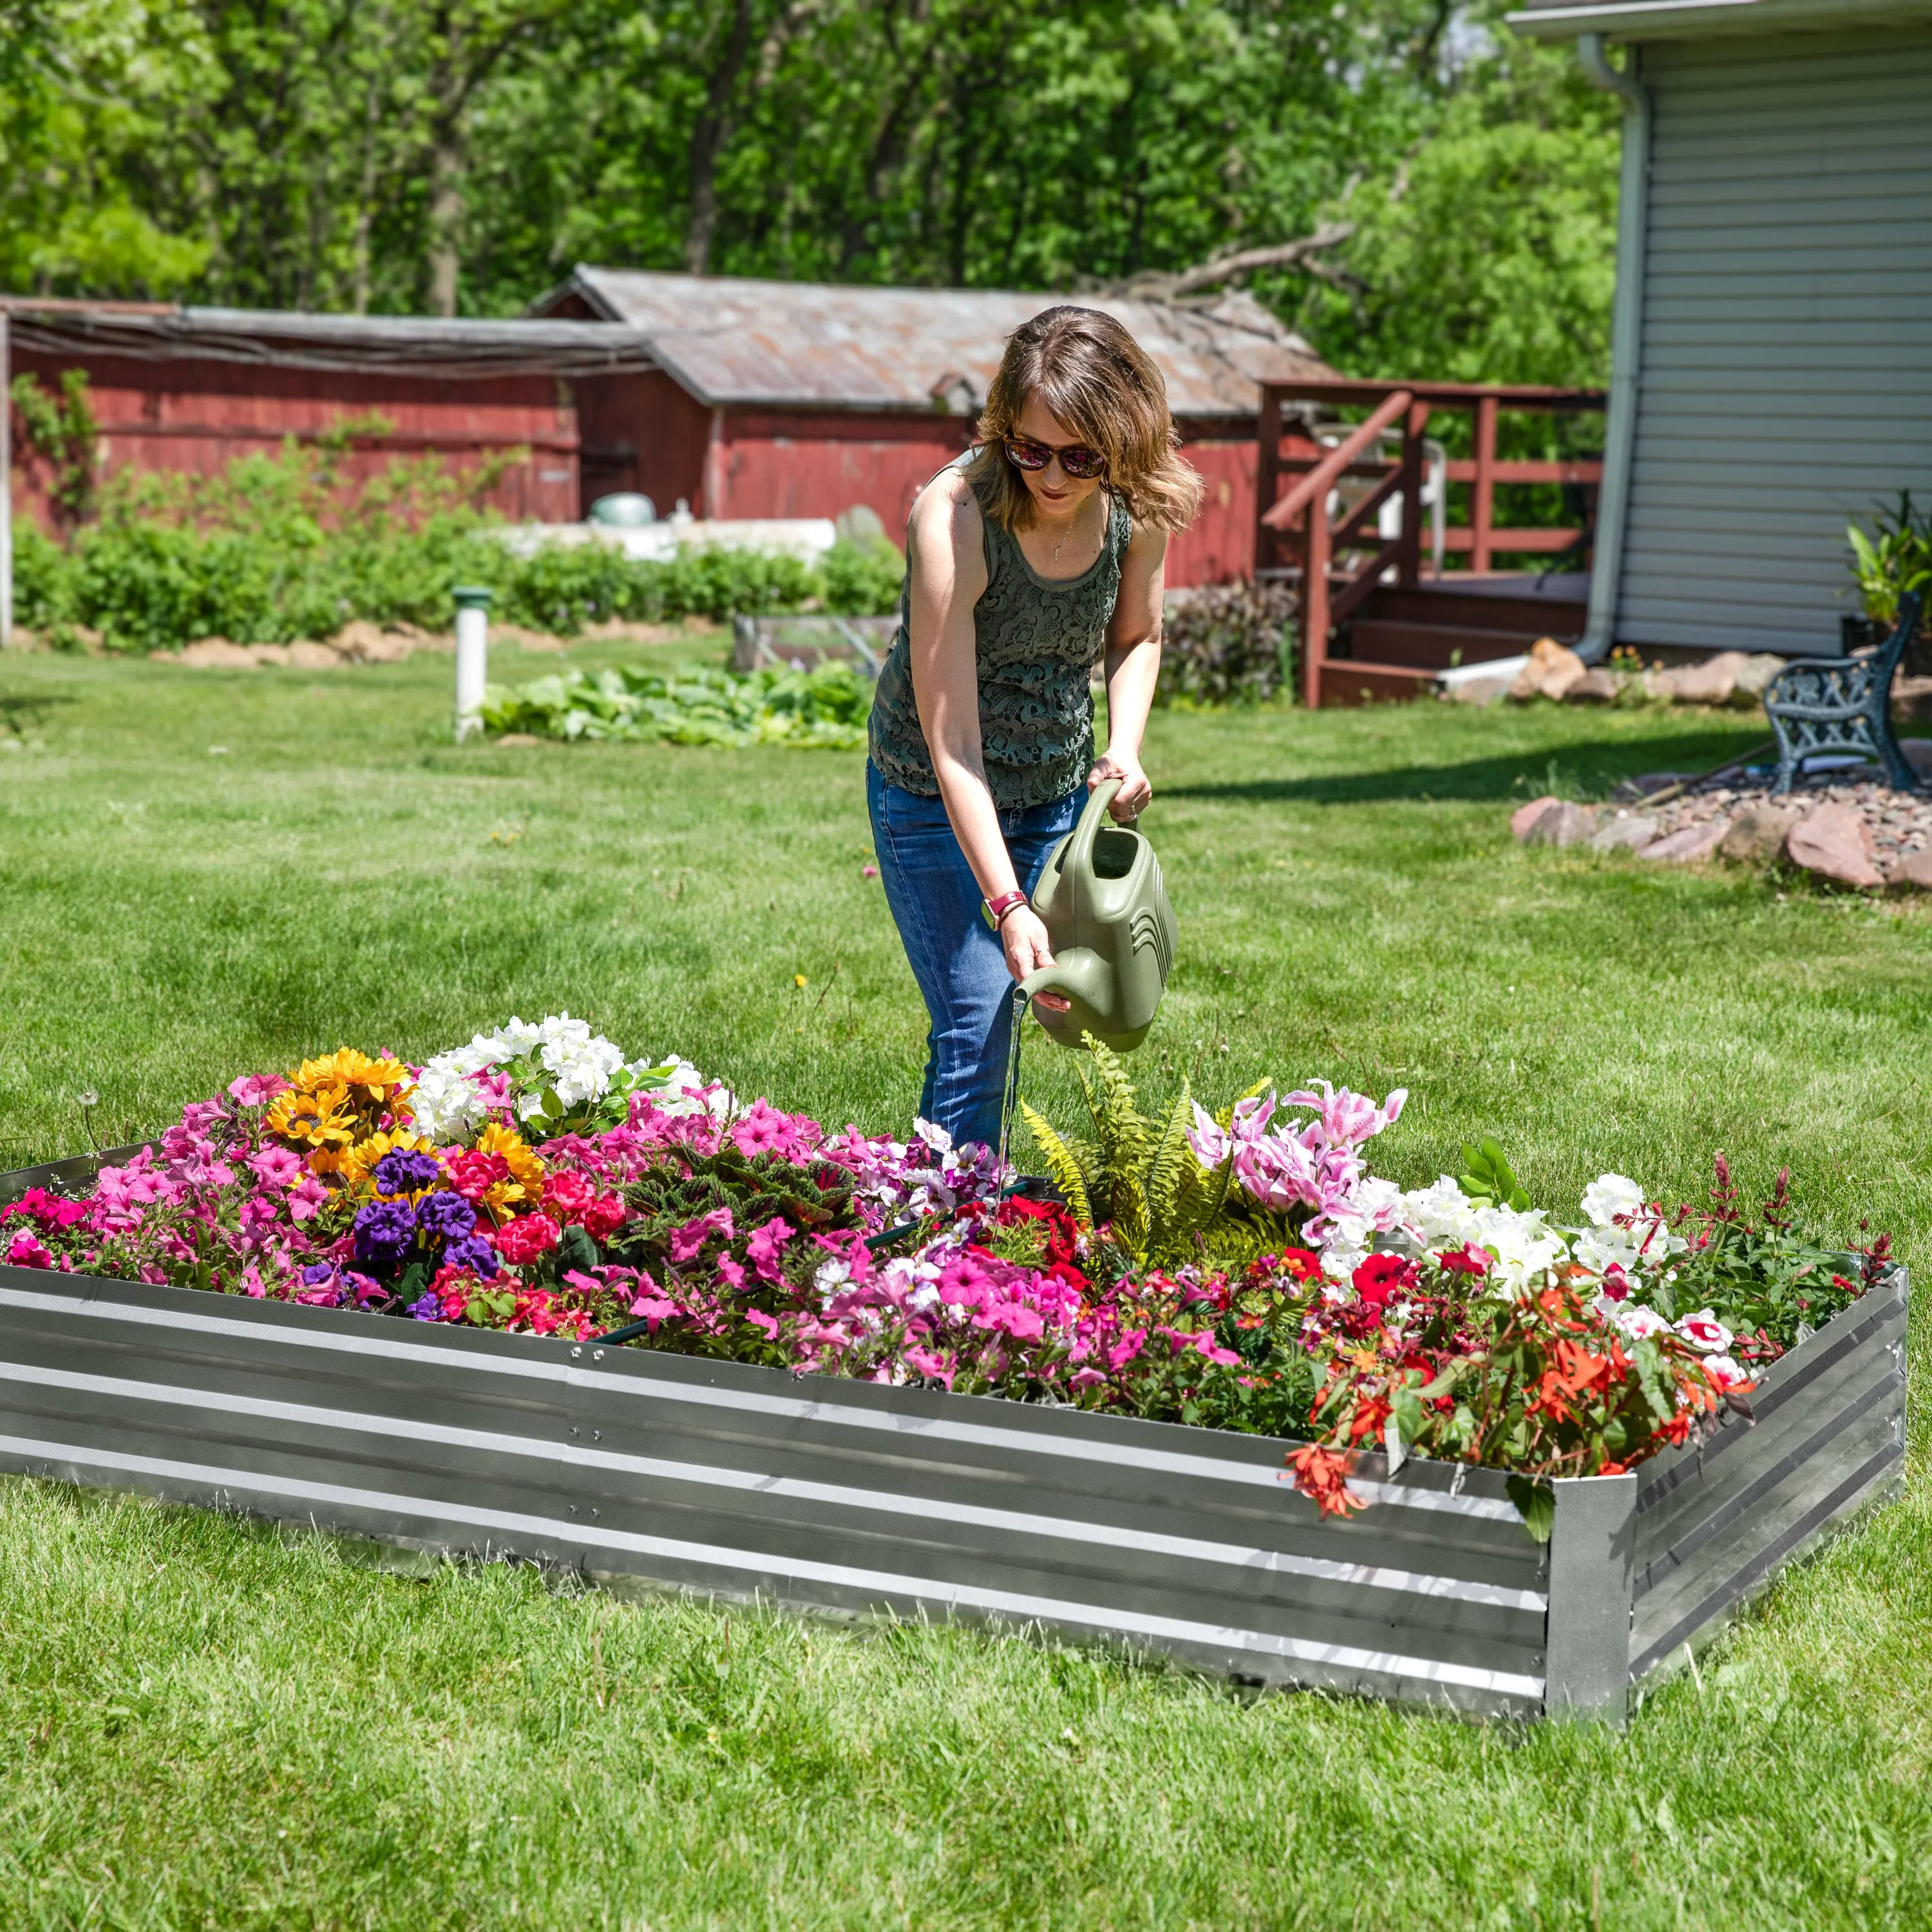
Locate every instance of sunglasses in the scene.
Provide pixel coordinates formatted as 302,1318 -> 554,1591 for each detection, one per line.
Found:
1003,435 -> 1107,480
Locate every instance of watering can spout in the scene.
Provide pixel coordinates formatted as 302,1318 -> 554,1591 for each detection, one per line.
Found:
1021,778 -> 1177,1054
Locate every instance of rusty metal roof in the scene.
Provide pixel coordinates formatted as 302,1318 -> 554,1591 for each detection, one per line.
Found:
537,267 -> 1336,419
1,299 -> 659,377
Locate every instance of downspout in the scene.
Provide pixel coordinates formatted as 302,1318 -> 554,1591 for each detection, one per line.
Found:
1576,31 -> 1651,664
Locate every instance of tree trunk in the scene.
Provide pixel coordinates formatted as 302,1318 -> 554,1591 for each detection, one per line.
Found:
427,14 -> 466,316
685,0 -> 756,274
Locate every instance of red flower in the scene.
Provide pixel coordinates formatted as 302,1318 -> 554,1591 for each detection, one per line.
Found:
494,1214 -> 560,1265
1435,1244 -> 1490,1278
580,1194 -> 627,1241
1285,1443 -> 1367,1519
1351,1253 -> 1418,1314
446,1151 -> 511,1204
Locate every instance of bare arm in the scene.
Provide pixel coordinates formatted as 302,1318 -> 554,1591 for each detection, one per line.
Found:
1090,519 -> 1168,819
905,476 -> 1059,988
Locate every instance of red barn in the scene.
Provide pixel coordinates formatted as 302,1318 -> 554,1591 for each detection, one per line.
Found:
531,268 -> 1336,586
1,300 -> 656,533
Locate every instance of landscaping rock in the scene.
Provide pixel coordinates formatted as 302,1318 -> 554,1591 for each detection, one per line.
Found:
333,620 -> 414,664
282,639 -> 343,668
1566,668 -> 1620,704
1732,654 -> 1788,701
1591,811 -> 1659,853
494,733 -> 544,748
1450,674 -> 1513,706
1527,800 -> 1599,848
1510,636 -> 1587,703
1650,651 -> 1750,706
1786,803 -> 1882,889
1637,818 -> 1730,864
177,638 -> 265,668
1718,804 -> 1801,867
1889,846 -> 1932,892
1510,795 -> 1562,840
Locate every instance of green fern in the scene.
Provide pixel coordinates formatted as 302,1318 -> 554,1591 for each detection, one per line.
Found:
1019,1102 -> 1094,1228
1021,1037 -> 1301,1271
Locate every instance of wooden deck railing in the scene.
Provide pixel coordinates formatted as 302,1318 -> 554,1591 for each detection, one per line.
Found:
1256,380 -> 1607,707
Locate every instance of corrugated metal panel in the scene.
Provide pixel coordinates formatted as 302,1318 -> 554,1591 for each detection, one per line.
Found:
555,269 -> 1336,421
1627,1275 -> 1908,1683
5,304 -> 659,377
0,1265 -> 1551,1718
1616,28 -> 1932,654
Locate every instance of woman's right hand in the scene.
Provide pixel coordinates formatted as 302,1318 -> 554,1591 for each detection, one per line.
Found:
1001,905 -> 1070,1011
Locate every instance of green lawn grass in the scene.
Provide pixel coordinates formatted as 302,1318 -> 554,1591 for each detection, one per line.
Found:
2,642 -> 1928,1930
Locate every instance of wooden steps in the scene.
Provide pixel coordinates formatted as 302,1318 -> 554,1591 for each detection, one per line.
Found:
1314,574 -> 1592,703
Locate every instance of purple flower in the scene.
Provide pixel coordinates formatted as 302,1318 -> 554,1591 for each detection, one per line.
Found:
405,1287 -> 446,1321
440,1233 -> 499,1279
352,1198 -> 416,1265
299,1261 -> 337,1287
413,1191 -> 478,1243
373,1149 -> 442,1197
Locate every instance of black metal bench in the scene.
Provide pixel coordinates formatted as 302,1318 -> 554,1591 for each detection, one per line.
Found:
1764,590 -> 1926,795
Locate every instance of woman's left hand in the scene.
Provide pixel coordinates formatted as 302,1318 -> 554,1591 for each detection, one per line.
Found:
1087,750 -> 1150,821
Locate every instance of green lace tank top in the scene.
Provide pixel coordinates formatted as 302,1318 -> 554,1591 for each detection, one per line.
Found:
867,480 -> 1132,811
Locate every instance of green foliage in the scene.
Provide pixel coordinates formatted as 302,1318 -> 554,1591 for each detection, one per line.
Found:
1157,581 -> 1295,708
1846,491 -> 1932,628
12,441 -> 900,652
1309,18 -> 1621,390
817,538 -> 905,618
481,663 -> 871,750
8,370 -> 99,524
1022,1039 -> 1293,1271
1457,1135 -> 1531,1211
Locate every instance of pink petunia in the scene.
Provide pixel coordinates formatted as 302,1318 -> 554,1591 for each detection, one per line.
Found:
227,1072 -> 290,1108
248,1145 -> 304,1188
5,1231 -> 53,1269
287,1176 -> 330,1223
745,1215 -> 795,1283
730,1099 -> 787,1160
667,1206 -> 734,1266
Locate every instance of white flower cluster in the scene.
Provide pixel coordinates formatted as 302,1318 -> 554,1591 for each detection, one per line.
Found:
1385,1177 -> 1571,1294
409,1012 -> 710,1141
1571,1171 -> 1687,1281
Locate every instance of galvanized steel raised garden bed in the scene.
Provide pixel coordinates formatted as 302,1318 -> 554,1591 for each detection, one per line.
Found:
0,1149 -> 1908,1723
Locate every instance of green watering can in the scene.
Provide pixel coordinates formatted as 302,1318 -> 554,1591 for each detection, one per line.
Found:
1019,777 -> 1177,1053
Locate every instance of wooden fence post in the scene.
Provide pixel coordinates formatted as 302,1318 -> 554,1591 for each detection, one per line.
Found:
1396,401 -> 1430,588
1253,386 -> 1281,577
1301,497 -> 1330,710
1471,392 -> 1498,575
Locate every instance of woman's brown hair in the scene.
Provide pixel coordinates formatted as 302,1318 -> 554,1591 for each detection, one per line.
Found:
966,305 -> 1204,535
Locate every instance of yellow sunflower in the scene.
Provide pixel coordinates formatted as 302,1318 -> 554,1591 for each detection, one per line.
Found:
287,1048 -> 416,1110
266,1083 -> 357,1151
471,1122 -> 546,1215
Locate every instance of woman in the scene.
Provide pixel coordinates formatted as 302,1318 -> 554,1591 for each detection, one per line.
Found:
867,304 -> 1202,1150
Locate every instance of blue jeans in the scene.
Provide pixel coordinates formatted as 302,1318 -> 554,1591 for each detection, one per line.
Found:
867,762 -> 1083,1151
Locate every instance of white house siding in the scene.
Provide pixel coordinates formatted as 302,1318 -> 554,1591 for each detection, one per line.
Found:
1618,26 -> 1932,654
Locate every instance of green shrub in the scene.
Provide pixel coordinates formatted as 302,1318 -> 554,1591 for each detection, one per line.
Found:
481,663 -> 870,750
819,536 -> 905,616
1156,580 -> 1296,707
13,440 -> 904,653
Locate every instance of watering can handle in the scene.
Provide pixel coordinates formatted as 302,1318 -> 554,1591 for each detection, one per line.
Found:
1064,776 -> 1123,925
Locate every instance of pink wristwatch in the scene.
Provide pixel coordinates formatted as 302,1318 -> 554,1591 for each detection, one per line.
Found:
982,889 -> 1029,929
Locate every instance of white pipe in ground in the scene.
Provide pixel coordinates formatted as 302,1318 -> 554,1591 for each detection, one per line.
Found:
453,585 -> 493,740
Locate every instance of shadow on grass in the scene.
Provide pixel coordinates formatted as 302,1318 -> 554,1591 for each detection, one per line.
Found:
1165,725 -> 1771,806
0,691 -> 78,735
